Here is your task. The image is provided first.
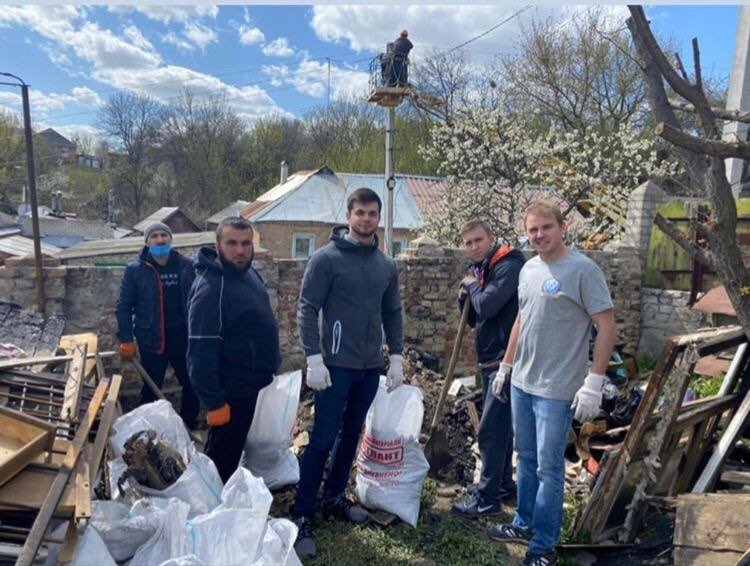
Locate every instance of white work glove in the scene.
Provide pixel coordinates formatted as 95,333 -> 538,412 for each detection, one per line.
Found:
305,354 -> 331,391
571,372 -> 605,422
386,354 -> 404,393
491,363 -> 513,402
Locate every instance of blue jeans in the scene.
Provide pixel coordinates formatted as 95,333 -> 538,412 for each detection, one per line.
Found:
511,384 -> 573,555
477,367 -> 515,504
293,366 -> 380,519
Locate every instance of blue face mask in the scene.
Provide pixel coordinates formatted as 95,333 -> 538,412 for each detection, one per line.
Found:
149,243 -> 172,257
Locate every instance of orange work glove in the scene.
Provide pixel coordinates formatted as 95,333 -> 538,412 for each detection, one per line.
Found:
207,403 -> 231,427
119,342 -> 137,359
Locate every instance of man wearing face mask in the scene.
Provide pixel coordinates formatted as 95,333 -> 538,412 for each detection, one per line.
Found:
187,217 -> 281,482
116,221 -> 200,430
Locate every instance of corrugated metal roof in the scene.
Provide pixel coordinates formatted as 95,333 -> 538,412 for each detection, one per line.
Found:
206,200 -> 251,225
0,236 -> 61,258
133,207 -> 180,232
19,216 -> 114,240
405,176 -> 448,216
692,286 -> 735,316
54,231 -> 215,260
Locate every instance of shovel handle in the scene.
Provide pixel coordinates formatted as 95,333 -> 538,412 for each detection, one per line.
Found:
428,299 -> 471,433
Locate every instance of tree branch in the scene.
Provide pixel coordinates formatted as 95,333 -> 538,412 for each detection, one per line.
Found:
692,38 -> 703,92
674,52 -> 690,82
653,213 -> 715,270
655,122 -> 750,159
668,98 -> 750,123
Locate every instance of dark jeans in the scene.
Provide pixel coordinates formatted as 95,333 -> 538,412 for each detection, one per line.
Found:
205,394 -> 261,483
477,367 -> 516,505
139,326 -> 200,430
293,366 -> 380,519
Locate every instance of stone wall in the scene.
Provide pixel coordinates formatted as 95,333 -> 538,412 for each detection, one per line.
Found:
638,288 -> 709,357
0,244 -> 644,384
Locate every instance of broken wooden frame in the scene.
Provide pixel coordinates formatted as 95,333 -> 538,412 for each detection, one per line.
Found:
574,326 -> 749,543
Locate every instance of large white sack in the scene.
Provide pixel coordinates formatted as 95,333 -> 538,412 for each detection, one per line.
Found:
89,499 -> 162,561
110,400 -> 194,462
244,371 -> 302,490
182,468 -> 273,565
355,379 -> 429,527
130,498 -> 190,566
251,519 -> 302,566
137,453 -> 223,518
70,527 -> 117,566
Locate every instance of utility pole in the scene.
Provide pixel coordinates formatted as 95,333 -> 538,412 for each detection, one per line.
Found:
384,107 -> 395,256
0,72 -> 46,317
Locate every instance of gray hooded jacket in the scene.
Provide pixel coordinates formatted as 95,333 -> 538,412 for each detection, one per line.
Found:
297,225 -> 403,369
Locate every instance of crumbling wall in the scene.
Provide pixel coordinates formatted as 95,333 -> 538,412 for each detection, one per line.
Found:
0,244 -> 643,378
638,288 -> 709,357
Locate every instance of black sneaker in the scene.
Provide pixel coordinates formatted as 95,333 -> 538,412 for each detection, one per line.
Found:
322,495 -> 369,524
293,516 -> 317,559
522,551 -> 558,566
487,523 -> 533,544
451,492 -> 501,518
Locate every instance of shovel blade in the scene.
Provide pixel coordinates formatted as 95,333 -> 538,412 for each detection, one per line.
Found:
424,428 -> 452,475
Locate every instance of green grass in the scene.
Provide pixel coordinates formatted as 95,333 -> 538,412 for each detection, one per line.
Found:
305,512 -> 512,566
637,355 -> 658,374
689,373 -> 724,398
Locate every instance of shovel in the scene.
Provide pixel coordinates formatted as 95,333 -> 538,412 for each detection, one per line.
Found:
424,299 -> 471,474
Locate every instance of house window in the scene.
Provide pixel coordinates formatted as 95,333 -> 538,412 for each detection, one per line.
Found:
293,234 -> 315,259
392,239 -> 406,256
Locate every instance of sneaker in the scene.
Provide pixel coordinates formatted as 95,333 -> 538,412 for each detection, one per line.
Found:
322,495 -> 369,524
522,551 -> 558,566
293,517 -> 317,559
487,523 -> 533,544
451,492 -> 501,518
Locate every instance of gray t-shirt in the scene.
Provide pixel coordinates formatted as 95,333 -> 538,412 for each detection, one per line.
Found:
511,249 -> 613,401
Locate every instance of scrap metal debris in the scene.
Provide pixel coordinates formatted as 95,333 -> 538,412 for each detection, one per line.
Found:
118,429 -> 186,496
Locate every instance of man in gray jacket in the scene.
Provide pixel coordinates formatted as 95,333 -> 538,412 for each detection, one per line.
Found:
292,187 -> 404,559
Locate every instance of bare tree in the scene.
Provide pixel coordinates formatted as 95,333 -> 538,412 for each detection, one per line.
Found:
501,7 -> 648,133
409,49 -> 474,122
97,92 -> 163,221
626,5 -> 750,337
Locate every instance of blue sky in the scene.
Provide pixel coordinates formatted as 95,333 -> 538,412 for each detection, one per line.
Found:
0,5 -> 740,141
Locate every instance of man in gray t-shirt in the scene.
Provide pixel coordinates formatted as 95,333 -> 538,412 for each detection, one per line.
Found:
487,202 -> 616,566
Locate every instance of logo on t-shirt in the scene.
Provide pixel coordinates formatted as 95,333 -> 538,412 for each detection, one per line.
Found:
160,273 -> 179,287
541,277 -> 562,296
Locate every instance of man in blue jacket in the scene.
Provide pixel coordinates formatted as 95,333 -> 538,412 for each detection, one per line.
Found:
452,219 -> 525,518
187,217 -> 281,482
292,187 -> 404,559
116,221 -> 199,430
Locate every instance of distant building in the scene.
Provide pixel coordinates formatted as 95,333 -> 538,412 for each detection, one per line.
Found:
132,206 -> 201,235
76,154 -> 102,169
37,128 -> 76,164
205,200 -> 251,231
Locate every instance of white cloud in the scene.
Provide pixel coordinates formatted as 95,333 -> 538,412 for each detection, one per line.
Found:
53,123 -> 102,141
183,22 -> 217,50
71,86 -> 102,107
239,24 -> 265,46
262,58 -> 369,100
262,37 -> 295,57
162,31 -> 195,52
109,6 -> 218,25
310,5 -> 569,60
123,24 -> 155,52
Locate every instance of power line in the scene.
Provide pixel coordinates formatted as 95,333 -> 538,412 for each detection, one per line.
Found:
447,5 -> 532,53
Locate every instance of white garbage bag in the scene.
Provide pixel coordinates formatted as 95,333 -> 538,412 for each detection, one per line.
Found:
90,499 -> 162,561
355,379 -> 429,527
130,498 -> 190,566
110,400 -> 194,462
182,468 -> 274,565
244,371 -> 302,490
160,555 -> 205,566
70,527 -> 117,566
137,453 -> 223,518
252,519 -> 301,566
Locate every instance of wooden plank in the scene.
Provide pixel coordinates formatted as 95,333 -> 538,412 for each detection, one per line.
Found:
89,374 -> 122,485
57,521 -> 79,566
0,351 -> 115,371
674,493 -> 750,557
0,464 -> 75,511
16,378 -> 109,566
74,446 -> 91,523
693,386 -> 750,493
61,344 -> 87,424
58,334 -> 98,379
0,407 -> 56,488
673,547 -> 744,566
720,470 -> 750,485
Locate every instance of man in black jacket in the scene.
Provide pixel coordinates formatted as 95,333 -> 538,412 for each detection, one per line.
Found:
389,29 -> 413,86
115,221 -> 199,430
187,217 -> 281,482
452,219 -> 525,518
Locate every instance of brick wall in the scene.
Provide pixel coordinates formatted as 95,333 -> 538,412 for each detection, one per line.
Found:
638,288 -> 708,357
0,243 -> 644,386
